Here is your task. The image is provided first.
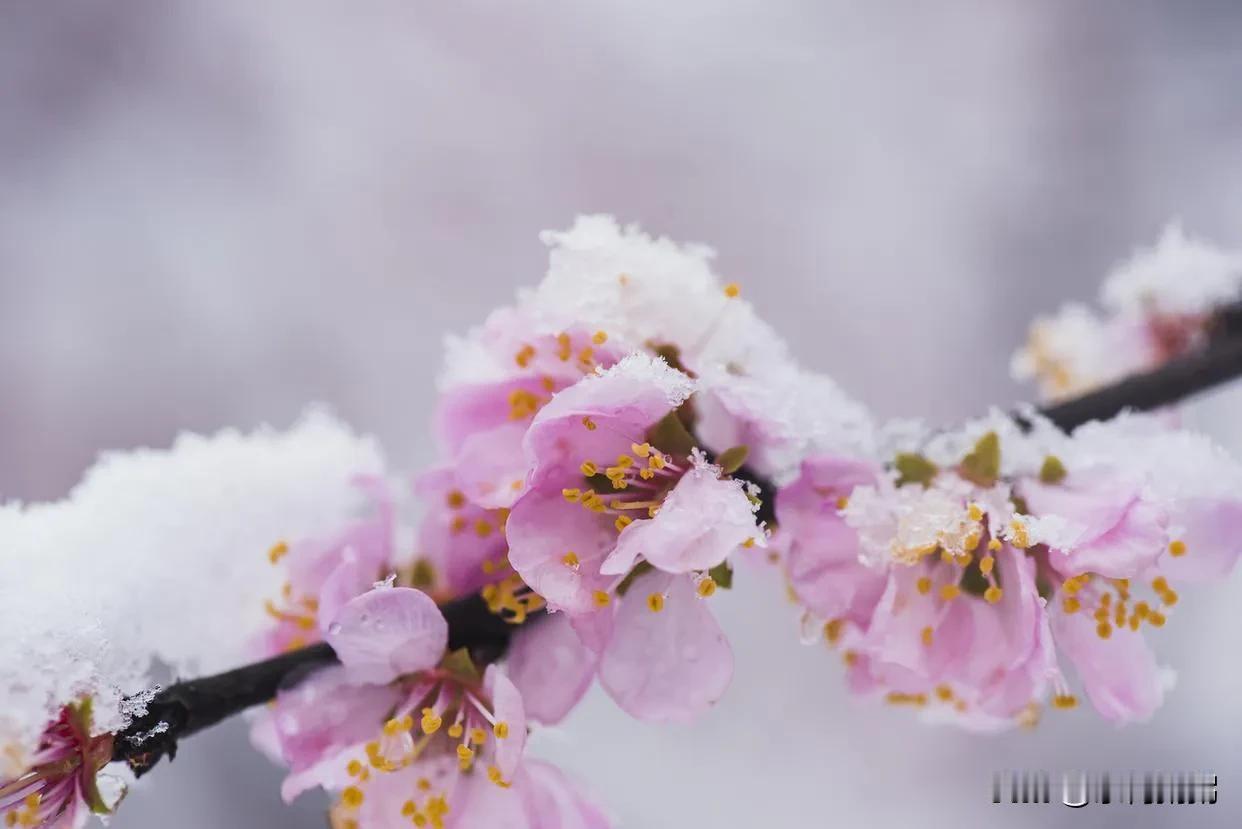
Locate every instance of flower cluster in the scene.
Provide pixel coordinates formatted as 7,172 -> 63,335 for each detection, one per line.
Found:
1,413 -> 381,828
780,411 -> 1242,729
8,215 -> 1242,829
1012,223 -> 1242,400
1008,222 -> 1242,400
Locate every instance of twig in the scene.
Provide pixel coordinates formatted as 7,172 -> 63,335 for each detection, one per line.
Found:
113,332 -> 1242,776
1036,335 -> 1242,431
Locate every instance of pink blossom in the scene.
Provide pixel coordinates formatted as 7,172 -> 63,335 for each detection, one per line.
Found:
788,418 -> 1242,728
778,456 -> 887,626
434,309 -> 625,513
254,476 -> 396,658
256,583 -> 609,827
505,354 -> 761,722
0,703 -> 116,829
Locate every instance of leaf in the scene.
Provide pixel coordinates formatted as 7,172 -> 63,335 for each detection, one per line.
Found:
646,411 -> 697,458
715,445 -> 749,475
958,431 -> 1000,487
708,562 -> 734,590
1039,455 -> 1067,484
440,648 -> 480,683
894,453 -> 938,487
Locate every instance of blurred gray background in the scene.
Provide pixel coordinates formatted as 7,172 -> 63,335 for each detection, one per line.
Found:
3,1 -> 1242,826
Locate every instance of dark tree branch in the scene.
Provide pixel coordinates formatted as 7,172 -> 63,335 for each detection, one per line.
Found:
111,331 -> 1242,777
114,594 -> 515,776
1035,335 -> 1242,431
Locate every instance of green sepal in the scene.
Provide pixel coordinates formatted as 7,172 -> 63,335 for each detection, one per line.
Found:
958,431 -> 1000,487
894,453 -> 938,487
1039,455 -> 1067,484
440,648 -> 481,683
646,412 -> 697,458
715,445 -> 750,475
615,561 -> 654,597
708,561 -> 734,590
409,558 -> 437,590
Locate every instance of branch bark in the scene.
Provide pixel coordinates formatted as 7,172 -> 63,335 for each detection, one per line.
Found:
112,331 -> 1242,776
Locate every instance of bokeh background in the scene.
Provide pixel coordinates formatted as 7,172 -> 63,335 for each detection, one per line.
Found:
4,1 -> 1242,826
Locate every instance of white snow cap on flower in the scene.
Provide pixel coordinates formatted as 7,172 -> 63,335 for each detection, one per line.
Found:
526,214 -> 788,372
545,352 -> 696,416
1101,223 -> 1242,317
1059,412 -> 1242,503
0,410 -> 382,758
439,215 -> 878,477
1009,302 -> 1148,392
695,363 -> 878,484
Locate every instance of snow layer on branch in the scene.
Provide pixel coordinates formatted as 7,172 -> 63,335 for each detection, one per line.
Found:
0,410 -> 382,759
1101,223 -> 1242,317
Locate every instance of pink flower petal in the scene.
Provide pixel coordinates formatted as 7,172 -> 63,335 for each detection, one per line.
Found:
1052,605 -> 1164,723
484,666 -> 527,779
519,760 -> 614,829
507,489 -> 615,613
597,571 -> 732,723
1159,497 -> 1242,581
454,421 -> 533,509
506,613 -> 597,725
601,465 -> 758,576
266,666 -> 403,801
325,587 -> 448,685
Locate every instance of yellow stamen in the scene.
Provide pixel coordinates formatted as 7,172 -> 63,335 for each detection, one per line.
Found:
939,583 -> 960,601
1168,539 -> 1187,557
724,282 -> 741,298
268,541 -> 289,564
592,590 -> 611,607
984,586 -> 1002,604
916,576 -> 932,595
697,577 -> 718,598
646,593 -> 665,613
823,618 -> 844,644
